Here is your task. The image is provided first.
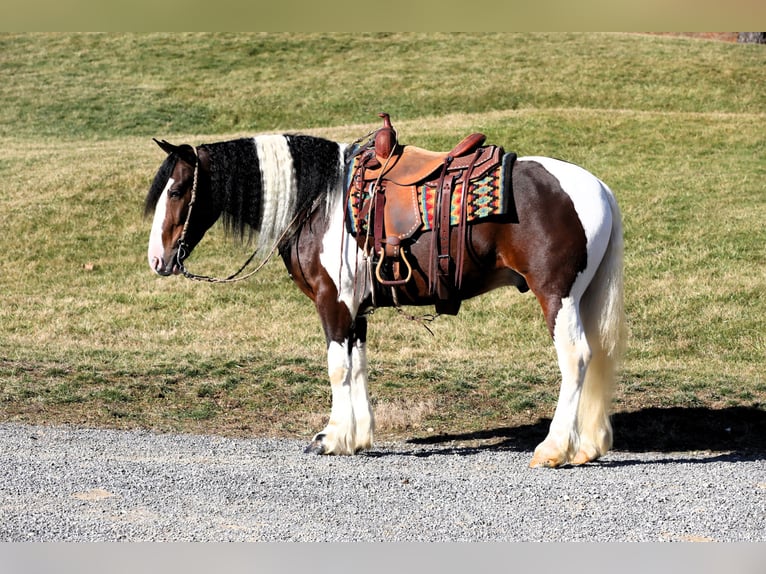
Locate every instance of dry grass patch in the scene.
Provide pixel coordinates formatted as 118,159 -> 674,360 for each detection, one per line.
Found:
373,399 -> 437,435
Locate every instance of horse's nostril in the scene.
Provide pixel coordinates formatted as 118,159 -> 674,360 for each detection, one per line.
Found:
151,256 -> 163,272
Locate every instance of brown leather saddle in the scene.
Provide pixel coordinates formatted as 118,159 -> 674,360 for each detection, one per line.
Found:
347,113 -> 505,313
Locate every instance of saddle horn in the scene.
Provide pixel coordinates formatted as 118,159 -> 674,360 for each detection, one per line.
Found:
375,112 -> 398,159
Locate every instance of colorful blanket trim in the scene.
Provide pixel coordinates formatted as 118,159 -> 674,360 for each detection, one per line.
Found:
346,169 -> 370,236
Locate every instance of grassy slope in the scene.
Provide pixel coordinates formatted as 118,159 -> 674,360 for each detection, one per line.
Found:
0,33 -> 764,443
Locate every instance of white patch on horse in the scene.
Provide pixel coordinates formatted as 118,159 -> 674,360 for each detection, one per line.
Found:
319,144 -> 370,316
350,338 -> 374,450
254,135 -> 296,251
147,178 -> 173,273
547,296 -> 592,457
319,339 -> 356,454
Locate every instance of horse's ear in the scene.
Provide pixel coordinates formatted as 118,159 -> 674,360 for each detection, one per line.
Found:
153,138 -> 178,156
153,138 -> 197,165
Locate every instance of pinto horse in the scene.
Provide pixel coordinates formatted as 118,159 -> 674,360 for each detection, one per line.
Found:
144,128 -> 625,468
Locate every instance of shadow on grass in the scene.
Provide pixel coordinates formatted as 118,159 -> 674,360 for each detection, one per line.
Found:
397,406 -> 765,461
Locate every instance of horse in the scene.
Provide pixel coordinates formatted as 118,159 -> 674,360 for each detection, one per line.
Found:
144,124 -> 625,468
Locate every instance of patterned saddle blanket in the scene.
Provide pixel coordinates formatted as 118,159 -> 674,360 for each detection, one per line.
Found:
346,148 -> 516,237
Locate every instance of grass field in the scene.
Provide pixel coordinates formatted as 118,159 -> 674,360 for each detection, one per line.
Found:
0,33 -> 764,449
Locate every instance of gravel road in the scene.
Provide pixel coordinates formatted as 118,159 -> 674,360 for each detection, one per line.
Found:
1,423 -> 764,542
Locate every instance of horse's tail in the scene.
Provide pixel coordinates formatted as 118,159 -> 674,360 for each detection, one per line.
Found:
578,184 -> 626,455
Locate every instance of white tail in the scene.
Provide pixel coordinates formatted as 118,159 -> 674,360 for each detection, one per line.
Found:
577,185 -> 626,457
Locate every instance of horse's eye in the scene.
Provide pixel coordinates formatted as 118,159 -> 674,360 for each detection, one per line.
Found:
168,188 -> 184,199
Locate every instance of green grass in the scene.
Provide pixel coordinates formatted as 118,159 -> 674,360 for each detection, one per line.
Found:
0,32 -> 764,443
2,33 -> 763,140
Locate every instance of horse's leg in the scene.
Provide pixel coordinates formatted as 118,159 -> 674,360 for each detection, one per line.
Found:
306,312 -> 355,454
544,294 -> 617,466
529,256 -> 620,467
305,292 -> 373,455
530,295 -> 592,468
510,156 -> 623,467
349,316 -> 374,451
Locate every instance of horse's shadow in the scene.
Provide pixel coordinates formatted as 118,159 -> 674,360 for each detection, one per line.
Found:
368,406 -> 765,463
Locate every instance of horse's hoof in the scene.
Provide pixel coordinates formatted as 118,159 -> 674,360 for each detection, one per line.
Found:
304,434 -> 326,455
572,449 -> 600,465
529,456 -> 561,469
529,446 -> 568,468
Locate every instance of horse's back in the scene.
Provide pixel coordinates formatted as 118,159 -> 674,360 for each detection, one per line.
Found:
516,155 -> 613,207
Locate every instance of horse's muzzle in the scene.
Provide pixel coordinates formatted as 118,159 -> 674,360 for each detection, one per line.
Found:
150,255 -> 180,276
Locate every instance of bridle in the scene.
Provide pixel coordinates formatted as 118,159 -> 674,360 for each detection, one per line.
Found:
173,147 -> 268,284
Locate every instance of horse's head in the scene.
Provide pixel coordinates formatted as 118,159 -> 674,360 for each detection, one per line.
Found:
145,139 -> 217,276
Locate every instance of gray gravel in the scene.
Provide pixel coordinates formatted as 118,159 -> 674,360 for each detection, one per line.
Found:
1,423 -> 764,542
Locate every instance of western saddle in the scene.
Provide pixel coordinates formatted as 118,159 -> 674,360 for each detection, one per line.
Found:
347,113 -> 505,314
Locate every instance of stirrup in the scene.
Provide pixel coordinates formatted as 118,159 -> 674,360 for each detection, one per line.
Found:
375,247 -> 413,287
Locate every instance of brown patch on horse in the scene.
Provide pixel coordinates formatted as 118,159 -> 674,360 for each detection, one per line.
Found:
504,160 -> 588,336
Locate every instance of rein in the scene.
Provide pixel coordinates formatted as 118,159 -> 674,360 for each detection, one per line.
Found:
175,147 -> 275,284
